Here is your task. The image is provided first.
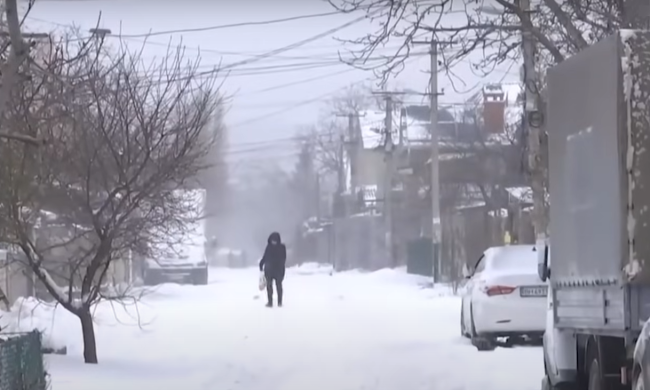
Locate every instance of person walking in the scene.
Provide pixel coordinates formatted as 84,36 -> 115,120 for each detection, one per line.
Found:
259,232 -> 286,307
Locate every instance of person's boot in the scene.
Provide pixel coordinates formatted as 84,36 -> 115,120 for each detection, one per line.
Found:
265,302 -> 273,308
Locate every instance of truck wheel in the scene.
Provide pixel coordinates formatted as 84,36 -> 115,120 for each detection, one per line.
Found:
634,370 -> 644,390
544,360 -> 578,390
542,376 -> 553,390
542,376 -> 578,390
588,358 -> 603,390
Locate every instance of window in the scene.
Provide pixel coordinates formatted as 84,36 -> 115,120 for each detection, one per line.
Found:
474,254 -> 486,274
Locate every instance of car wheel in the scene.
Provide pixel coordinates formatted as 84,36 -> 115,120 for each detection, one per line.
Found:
470,304 -> 496,351
460,304 -> 467,337
461,310 -> 470,338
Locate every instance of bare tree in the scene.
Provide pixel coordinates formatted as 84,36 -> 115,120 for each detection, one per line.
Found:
292,138 -> 318,220
0,33 -> 224,364
327,0 -> 631,87
325,82 -> 375,114
0,0 -> 56,145
304,122 -> 342,183
308,83 -> 377,191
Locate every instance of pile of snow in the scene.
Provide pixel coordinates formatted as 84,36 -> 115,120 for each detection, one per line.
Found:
355,268 -> 455,297
290,265 -> 455,297
289,262 -> 334,276
0,297 -> 68,353
287,263 -> 455,295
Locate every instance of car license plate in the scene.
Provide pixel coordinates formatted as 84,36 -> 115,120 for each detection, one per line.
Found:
520,285 -> 547,297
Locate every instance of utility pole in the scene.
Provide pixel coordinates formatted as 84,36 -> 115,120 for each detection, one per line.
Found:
315,172 -> 321,221
335,112 -> 362,191
414,39 -> 442,282
370,92 -> 402,267
383,95 -> 395,268
519,0 -> 547,244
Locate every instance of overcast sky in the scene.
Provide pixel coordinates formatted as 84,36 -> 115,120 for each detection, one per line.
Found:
23,0 -> 519,170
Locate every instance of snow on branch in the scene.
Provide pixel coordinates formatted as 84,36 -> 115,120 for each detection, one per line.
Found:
0,28 -> 225,314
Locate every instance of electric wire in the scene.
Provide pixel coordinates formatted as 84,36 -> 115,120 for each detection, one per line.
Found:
25,13 -> 386,94
27,10 -> 379,73
131,52 -> 428,80
23,11 -> 474,144
27,15 -> 410,63
229,55 -> 423,129
106,11 -> 346,39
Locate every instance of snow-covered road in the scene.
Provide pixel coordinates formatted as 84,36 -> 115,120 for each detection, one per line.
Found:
33,265 -> 542,390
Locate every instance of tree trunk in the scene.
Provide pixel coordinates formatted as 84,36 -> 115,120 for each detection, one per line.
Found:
78,309 -> 98,364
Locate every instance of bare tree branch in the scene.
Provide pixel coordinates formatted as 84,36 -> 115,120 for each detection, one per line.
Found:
0,0 -> 42,144
0,30 -> 225,364
328,0 -> 625,85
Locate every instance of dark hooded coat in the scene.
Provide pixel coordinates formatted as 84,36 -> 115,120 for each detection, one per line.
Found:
259,232 -> 287,279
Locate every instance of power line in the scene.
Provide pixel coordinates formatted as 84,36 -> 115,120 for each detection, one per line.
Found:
27,15 -> 405,61
180,11 -> 380,75
229,88 -> 342,128
28,11 -> 344,39
125,38 -> 427,62
26,12 -> 383,91
95,11 -> 382,86
27,12 -> 375,71
131,52 -> 428,80
229,56 -> 422,128
243,67 -> 359,95
107,12 -> 345,39
224,131 -> 343,154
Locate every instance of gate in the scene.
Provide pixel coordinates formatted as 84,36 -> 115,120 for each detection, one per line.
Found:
407,237 -> 433,277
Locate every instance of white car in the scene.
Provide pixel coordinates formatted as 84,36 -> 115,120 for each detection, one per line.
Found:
460,244 -> 547,351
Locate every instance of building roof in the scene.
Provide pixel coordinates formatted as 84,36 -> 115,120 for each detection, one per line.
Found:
357,110 -> 390,149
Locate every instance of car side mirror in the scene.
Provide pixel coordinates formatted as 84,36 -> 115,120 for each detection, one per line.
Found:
461,264 -> 472,279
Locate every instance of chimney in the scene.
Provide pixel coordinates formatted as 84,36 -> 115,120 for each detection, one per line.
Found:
482,84 -> 506,134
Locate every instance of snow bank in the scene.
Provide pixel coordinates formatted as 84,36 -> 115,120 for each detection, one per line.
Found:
364,268 -> 455,296
287,264 -> 455,295
288,262 -> 334,276
0,297 -> 68,353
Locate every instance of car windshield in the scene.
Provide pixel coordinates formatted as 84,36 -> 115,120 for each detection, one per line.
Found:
489,246 -> 538,272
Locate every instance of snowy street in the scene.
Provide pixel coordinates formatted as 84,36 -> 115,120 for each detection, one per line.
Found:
32,266 -> 542,390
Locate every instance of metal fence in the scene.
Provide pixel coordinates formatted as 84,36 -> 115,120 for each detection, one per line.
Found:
0,331 -> 47,390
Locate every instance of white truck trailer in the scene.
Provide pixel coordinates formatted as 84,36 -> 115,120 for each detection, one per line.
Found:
539,30 -> 650,390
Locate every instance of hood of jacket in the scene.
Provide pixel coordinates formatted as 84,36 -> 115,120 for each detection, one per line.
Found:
267,232 -> 281,245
